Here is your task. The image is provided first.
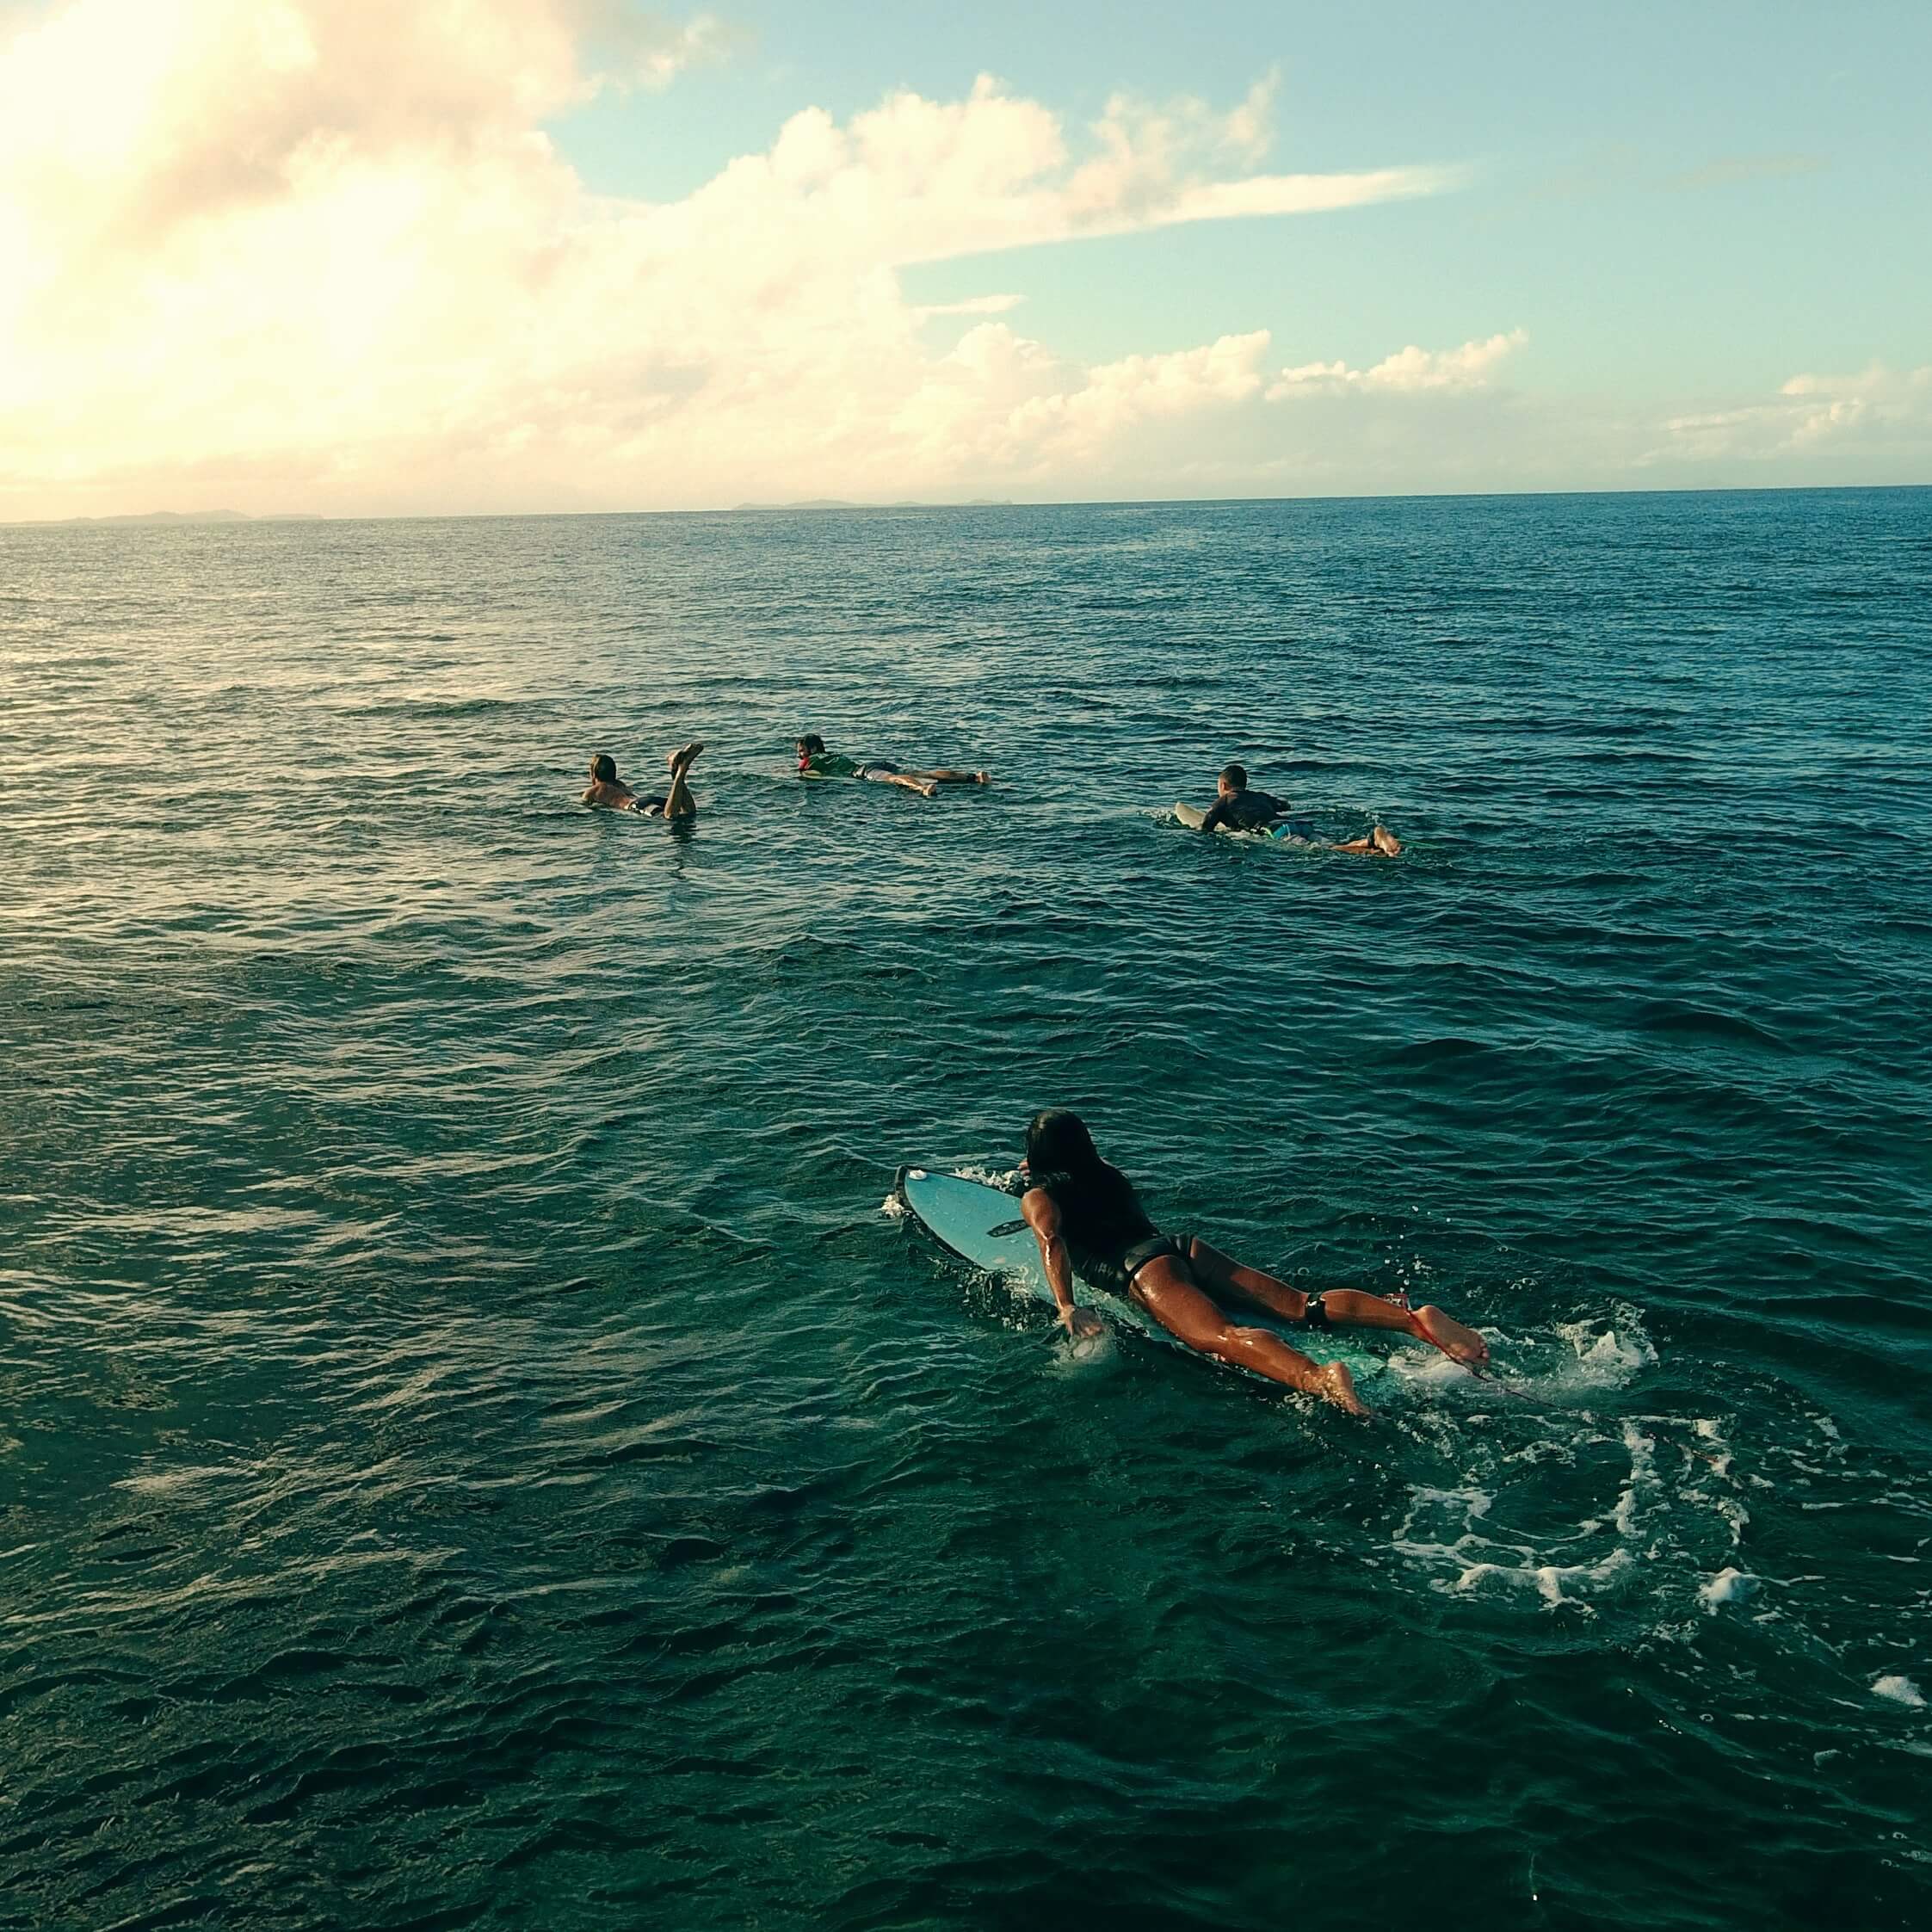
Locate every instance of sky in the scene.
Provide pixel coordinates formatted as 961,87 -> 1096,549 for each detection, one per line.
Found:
1,0 -> 1928,520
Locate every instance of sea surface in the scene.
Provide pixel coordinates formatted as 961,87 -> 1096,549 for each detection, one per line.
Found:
3,490 -> 1930,1930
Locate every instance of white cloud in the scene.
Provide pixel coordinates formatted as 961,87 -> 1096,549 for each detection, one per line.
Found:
1268,329 -> 1528,398
914,294 -> 1025,318
954,328 -> 1274,468
0,1 -> 1489,516
1653,363 -> 1932,464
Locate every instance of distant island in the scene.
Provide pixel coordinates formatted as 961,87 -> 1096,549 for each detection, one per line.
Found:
9,509 -> 327,528
731,498 -> 1014,512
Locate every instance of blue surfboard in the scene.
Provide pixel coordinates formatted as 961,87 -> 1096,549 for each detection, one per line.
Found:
894,1167 -> 1386,1382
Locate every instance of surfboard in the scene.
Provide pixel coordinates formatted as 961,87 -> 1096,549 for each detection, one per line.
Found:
1174,800 -> 1276,839
1173,803 -> 1327,843
895,1167 -> 1386,1381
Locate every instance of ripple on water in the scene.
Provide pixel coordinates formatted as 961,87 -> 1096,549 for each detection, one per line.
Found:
3,493 -> 1930,1928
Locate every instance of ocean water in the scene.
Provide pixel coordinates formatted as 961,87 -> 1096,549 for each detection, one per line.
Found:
3,490 -> 1929,1930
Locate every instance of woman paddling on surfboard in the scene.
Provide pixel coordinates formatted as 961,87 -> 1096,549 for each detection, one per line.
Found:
1016,1109 -> 1487,1416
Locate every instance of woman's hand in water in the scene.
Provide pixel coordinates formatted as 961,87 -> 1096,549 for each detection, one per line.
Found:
1060,1304 -> 1105,1341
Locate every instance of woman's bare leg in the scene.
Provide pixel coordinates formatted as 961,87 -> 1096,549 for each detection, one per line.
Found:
1188,1239 -> 1405,1326
1332,824 -> 1401,856
1131,1259 -> 1368,1414
662,741 -> 702,819
873,770 -> 939,798
910,768 -> 990,786
1405,1305 -> 1487,1365
1186,1239 -> 1485,1367
1184,1238 -> 1310,1321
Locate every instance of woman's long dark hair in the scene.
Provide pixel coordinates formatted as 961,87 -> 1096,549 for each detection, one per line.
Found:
1022,1109 -> 1151,1252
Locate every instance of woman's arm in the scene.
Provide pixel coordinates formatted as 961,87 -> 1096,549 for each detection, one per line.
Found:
1022,1188 -> 1104,1338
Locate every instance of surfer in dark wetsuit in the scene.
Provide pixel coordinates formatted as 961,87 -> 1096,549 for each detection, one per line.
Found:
582,742 -> 702,818
1016,1109 -> 1487,1416
1196,762 -> 1401,855
796,733 -> 989,799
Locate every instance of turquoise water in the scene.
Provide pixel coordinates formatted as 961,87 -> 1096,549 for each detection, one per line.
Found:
3,491 -> 1929,1929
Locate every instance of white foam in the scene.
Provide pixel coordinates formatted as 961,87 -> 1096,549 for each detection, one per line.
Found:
1611,1420 -> 1657,1534
1553,1313 -> 1658,1391
1442,1546 -> 1635,1608
1467,1311 -> 1656,1408
879,1193 -> 908,1219
1045,1330 -> 1116,1376
951,1163 -> 1022,1189
1872,1675 -> 1925,1708
1404,1484 -> 1494,1522
1387,1347 -> 1472,1391
1699,1567 -> 1759,1612
1393,1478 -> 1641,1609
1691,1417 -> 1735,1479
1713,1497 -> 1750,1545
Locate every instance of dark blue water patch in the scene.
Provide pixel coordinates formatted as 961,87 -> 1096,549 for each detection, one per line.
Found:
2,489 -> 1930,1929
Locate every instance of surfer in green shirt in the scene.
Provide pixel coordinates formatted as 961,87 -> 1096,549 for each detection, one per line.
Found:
1016,1109 -> 1488,1415
795,733 -> 988,798
581,740 -> 702,818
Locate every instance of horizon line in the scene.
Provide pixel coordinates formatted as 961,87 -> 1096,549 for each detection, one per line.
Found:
5,478 -> 1928,529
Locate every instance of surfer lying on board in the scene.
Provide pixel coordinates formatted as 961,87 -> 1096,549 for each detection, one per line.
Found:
1198,763 -> 1401,855
796,733 -> 988,799
581,741 -> 702,818
1016,1109 -> 1485,1416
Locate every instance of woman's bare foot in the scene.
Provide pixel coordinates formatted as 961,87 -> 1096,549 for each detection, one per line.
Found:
1410,1305 -> 1488,1367
1315,1361 -> 1372,1417
667,740 -> 704,771
1372,824 -> 1402,857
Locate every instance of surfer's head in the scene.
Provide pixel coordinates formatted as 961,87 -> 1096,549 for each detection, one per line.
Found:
589,753 -> 618,783
1024,1108 -> 1101,1178
797,732 -> 826,762
1218,762 -> 1247,797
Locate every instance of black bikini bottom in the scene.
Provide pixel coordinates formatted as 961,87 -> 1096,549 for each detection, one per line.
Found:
1076,1234 -> 1194,1295
1122,1233 -> 1190,1278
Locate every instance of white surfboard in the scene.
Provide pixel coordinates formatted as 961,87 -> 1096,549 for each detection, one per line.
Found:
895,1167 -> 1385,1381
1173,800 -> 1280,839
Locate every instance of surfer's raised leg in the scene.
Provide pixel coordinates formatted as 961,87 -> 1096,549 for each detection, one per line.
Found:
662,741 -> 702,820
1131,1258 -> 1369,1415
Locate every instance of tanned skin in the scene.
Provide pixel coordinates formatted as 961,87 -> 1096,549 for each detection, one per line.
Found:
1020,1188 -> 1487,1417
